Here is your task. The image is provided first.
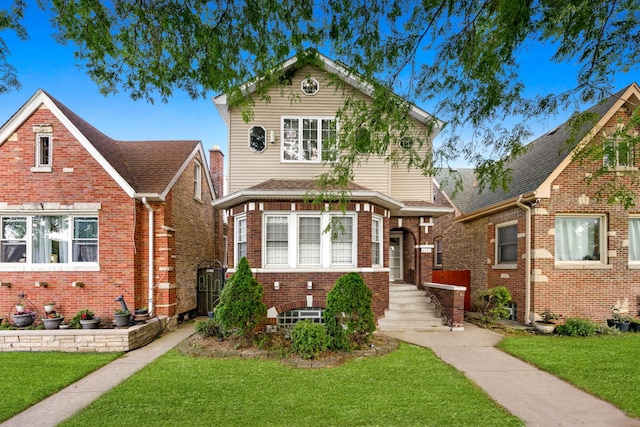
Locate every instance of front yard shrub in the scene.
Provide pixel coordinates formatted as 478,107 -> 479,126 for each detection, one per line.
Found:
555,318 -> 597,337
476,286 -> 512,324
214,257 -> 267,341
194,318 -> 221,338
324,272 -> 375,351
290,320 -> 330,359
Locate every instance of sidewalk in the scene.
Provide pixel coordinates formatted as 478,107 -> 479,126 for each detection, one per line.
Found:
386,324 -> 640,427
1,321 -> 195,427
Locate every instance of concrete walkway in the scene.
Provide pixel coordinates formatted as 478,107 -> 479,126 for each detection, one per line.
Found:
1,321 -> 195,427
386,324 -> 640,427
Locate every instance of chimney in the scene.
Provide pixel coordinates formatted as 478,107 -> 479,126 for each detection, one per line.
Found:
209,146 -> 224,199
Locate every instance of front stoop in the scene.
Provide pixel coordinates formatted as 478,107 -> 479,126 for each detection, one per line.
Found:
378,283 -> 450,332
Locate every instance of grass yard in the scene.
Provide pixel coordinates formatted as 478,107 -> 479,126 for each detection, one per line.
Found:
499,333 -> 640,418
0,352 -> 122,422
61,342 -> 522,427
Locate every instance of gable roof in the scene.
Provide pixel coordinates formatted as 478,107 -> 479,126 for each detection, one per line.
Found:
212,50 -> 444,137
0,89 -> 215,201
438,83 -> 640,220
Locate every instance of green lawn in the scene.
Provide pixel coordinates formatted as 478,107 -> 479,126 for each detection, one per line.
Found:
61,342 -> 522,427
499,333 -> 640,417
0,352 -> 122,422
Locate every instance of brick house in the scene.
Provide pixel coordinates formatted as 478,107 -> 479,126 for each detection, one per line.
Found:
433,83 -> 640,324
0,89 -> 222,323
212,52 -> 451,323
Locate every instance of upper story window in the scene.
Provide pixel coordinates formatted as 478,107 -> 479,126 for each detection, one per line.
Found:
1,214 -> 98,266
629,216 -> 640,266
249,126 -> 266,153
194,161 -> 202,201
31,133 -> 52,172
604,123 -> 636,169
282,117 -> 336,162
301,77 -> 319,95
555,214 -> 605,264
495,221 -> 517,266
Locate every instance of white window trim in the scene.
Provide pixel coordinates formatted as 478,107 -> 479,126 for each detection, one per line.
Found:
280,116 -> 336,163
264,214 -> 290,267
629,215 -> 640,268
603,124 -> 637,171
248,125 -> 267,153
234,214 -> 247,267
193,161 -> 202,201
554,213 -> 607,267
495,220 -> 518,267
372,215 -> 383,267
0,212 -> 99,272
32,133 -> 52,172
262,211 -> 357,269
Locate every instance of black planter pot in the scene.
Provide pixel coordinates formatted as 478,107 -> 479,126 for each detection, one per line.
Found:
630,322 -> 640,332
613,321 -> 630,332
114,313 -> 131,328
607,319 -> 615,327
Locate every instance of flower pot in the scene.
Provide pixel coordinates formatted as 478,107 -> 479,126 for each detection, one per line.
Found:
12,313 -> 34,328
630,323 -> 640,332
114,313 -> 131,328
80,319 -> 101,329
42,316 -> 64,330
612,321 -> 630,332
44,304 -> 55,313
534,322 -> 555,334
606,319 -> 615,327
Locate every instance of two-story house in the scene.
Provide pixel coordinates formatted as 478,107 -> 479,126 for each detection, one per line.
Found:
213,52 -> 452,324
433,83 -> 640,324
0,89 -> 222,323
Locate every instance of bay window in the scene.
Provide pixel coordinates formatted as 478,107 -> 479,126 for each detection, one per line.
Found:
266,216 -> 289,265
629,217 -> 640,265
372,216 -> 382,266
235,215 -> 247,265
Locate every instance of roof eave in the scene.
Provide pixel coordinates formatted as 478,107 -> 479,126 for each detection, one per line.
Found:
456,192 -> 538,222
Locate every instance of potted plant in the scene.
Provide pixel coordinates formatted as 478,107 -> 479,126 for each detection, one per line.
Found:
12,305 -> 35,328
611,311 -> 631,332
74,309 -> 100,329
44,301 -> 56,313
629,318 -> 640,332
534,309 -> 558,334
42,312 -> 65,330
114,308 -> 131,328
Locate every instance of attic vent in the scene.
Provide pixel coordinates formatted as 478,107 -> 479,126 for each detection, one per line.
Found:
547,126 -> 560,136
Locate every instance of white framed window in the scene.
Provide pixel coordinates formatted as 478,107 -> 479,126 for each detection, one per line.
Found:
0,214 -> 98,265
235,215 -> 247,265
555,215 -> 605,264
604,124 -> 636,169
262,212 -> 356,268
298,216 -> 321,266
32,133 -> 52,171
372,216 -> 382,266
495,221 -> 518,265
629,216 -> 640,265
249,126 -> 266,153
193,161 -> 202,201
434,237 -> 443,268
282,117 -> 336,162
265,215 -> 289,265
301,77 -> 319,95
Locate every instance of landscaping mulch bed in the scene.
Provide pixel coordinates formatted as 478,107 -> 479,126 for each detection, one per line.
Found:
178,331 -> 398,368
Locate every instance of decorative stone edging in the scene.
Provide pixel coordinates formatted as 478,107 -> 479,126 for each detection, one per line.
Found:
177,334 -> 399,368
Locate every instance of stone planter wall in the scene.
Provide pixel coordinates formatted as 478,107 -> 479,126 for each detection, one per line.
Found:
0,316 -> 173,352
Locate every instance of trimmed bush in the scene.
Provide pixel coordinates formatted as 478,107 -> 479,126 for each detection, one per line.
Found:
323,272 -> 375,351
555,318 -> 597,337
214,257 -> 267,340
194,318 -> 221,338
290,320 -> 330,359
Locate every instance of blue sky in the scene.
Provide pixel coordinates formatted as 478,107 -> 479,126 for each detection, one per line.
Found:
0,5 -> 636,170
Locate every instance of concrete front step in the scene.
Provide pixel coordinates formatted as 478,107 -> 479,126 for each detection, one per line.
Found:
383,310 -> 441,320
378,282 -> 444,332
377,318 -> 450,332
389,302 -> 436,311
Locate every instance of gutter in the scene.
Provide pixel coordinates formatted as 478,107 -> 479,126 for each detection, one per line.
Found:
142,197 -> 154,316
516,195 -> 533,325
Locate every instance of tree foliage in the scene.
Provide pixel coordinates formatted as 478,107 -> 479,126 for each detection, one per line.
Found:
214,257 -> 266,340
4,1 -> 640,201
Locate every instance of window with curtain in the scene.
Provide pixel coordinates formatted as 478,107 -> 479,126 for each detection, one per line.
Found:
496,223 -> 517,264
266,216 -> 289,265
0,214 -> 97,264
555,216 -> 603,262
629,217 -> 640,263
372,217 -> 382,266
299,216 -> 321,265
331,216 -> 353,264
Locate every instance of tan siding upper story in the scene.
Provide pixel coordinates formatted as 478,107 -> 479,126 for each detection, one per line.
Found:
227,65 -> 433,200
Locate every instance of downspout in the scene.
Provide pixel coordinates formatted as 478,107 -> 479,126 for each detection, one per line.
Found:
516,195 -> 532,325
142,197 -> 154,316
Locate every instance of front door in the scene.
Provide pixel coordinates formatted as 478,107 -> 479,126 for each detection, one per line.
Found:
389,233 -> 403,281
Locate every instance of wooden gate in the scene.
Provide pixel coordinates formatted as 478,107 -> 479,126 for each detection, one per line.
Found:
196,267 -> 225,316
432,270 -> 471,311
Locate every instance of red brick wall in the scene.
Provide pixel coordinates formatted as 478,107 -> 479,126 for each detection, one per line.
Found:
0,107 -> 137,321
